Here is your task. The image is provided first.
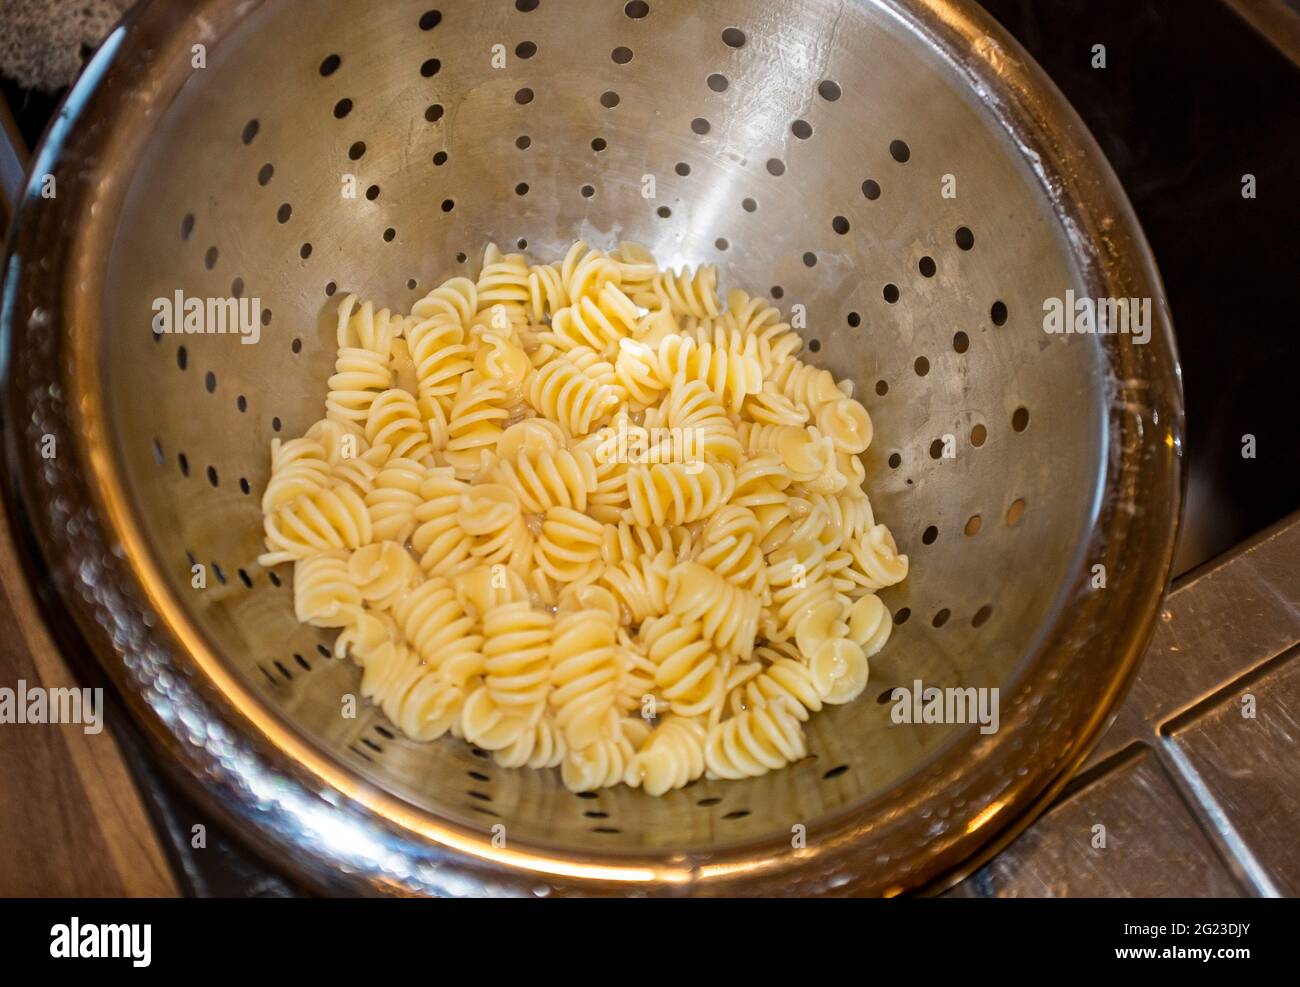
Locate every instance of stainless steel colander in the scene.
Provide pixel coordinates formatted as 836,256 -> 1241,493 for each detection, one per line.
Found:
0,0 -> 1183,895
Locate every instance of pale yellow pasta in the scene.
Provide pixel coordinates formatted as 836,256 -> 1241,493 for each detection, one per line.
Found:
655,333 -> 761,415
347,541 -> 418,609
410,470 -> 474,575
555,241 -> 622,305
599,548 -> 673,625
843,523 -> 910,590
624,460 -> 735,527
490,446 -> 597,513
444,371 -> 509,475
475,244 -> 531,313
549,610 -> 622,748
364,457 -> 427,543
472,329 -> 530,403
261,241 -> 909,796
695,504 -> 768,597
704,698 -> 806,780
736,657 -> 823,722
600,520 -> 691,566
666,561 -> 761,661
846,593 -> 893,656
765,538 -> 839,643
359,640 -> 462,742
816,396 -> 874,454
768,357 -> 842,409
406,313 -> 472,412
527,357 -> 618,437
545,284 -> 640,356
561,717 -> 649,792
458,483 -> 532,569
366,388 -> 434,465
326,296 -> 398,424
809,638 -> 870,705
534,506 -> 604,584
259,483 -> 372,566
494,718 -> 566,770
640,614 -> 725,719
333,443 -> 392,497
391,576 -> 483,688
636,265 -> 721,321
262,436 -> 331,514
461,602 -> 552,750
293,552 -> 362,628
411,276 -> 477,327
719,289 -> 803,375
626,716 -> 707,796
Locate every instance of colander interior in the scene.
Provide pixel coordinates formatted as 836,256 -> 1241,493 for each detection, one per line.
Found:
101,0 -> 1103,855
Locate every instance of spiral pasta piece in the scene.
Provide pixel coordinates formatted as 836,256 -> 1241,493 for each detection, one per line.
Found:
626,717 -> 707,796
637,265 -> 721,321
494,718 -> 566,770
263,436 -> 332,514
444,372 -> 509,476
600,521 -> 692,566
490,446 -> 597,514
720,289 -> 803,375
599,548 -> 673,624
347,540 -> 419,609
667,561 -> 761,660
260,483 -> 372,566
704,698 -> 807,780
655,333 -> 761,415
366,388 -> 434,464
769,357 -> 842,409
534,507 -> 604,584
475,244 -> 531,313
561,717 -> 650,792
527,358 -> 619,437
293,552 -> 362,628
640,614 -> 725,719
360,640 -> 462,741
412,276 -> 477,327
387,578 -> 481,691
406,313 -> 473,412
458,483 -> 532,569
843,523 -> 910,590
410,470 -> 475,574
765,538 -> 839,643
460,602 -> 553,749
549,610 -> 622,749
624,461 -> 735,527
364,457 -> 427,543
694,505 -> 767,597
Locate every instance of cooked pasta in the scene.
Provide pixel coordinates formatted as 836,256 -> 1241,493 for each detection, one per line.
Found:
260,240 -> 908,795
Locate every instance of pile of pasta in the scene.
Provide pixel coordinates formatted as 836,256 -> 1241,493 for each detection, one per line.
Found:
259,242 -> 908,795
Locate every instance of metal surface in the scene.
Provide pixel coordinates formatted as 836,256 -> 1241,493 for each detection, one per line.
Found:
950,511 -> 1300,897
0,0 -> 1182,895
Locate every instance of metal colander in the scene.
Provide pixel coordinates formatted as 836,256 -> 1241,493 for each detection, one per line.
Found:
0,0 -> 1183,895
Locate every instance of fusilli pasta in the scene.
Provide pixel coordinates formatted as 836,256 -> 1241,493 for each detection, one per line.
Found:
259,240 -> 908,795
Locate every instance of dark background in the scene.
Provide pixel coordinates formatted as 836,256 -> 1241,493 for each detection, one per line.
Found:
2,0 -> 1297,895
